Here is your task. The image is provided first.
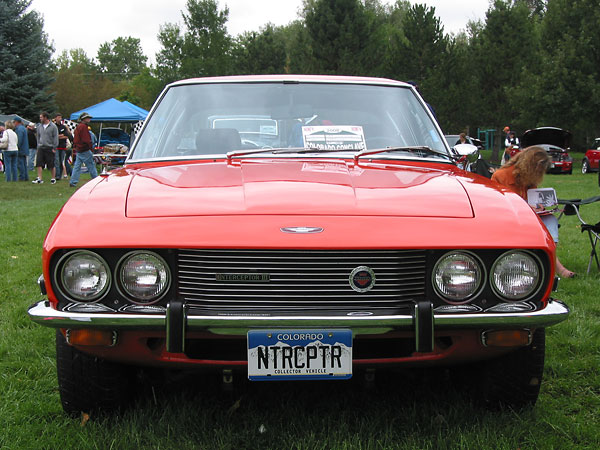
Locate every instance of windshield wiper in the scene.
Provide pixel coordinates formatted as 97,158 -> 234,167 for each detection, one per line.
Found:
353,146 -> 450,163
227,146 -> 356,161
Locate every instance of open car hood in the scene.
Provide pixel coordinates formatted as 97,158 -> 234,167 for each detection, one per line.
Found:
521,127 -> 572,149
126,160 -> 474,218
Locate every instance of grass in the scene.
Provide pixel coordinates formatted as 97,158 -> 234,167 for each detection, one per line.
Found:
1,157 -> 599,449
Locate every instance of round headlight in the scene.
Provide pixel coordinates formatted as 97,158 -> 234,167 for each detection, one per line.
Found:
491,251 -> 541,301
118,252 -> 170,304
59,251 -> 110,302
433,252 -> 483,303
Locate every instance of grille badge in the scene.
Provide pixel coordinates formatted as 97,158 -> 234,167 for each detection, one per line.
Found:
349,266 -> 376,293
280,227 -> 324,234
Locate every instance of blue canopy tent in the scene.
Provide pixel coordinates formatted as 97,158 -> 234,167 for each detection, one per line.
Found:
70,98 -> 148,148
70,98 -> 148,122
70,99 -> 149,170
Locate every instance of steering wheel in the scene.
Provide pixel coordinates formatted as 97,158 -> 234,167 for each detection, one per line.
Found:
241,139 -> 261,148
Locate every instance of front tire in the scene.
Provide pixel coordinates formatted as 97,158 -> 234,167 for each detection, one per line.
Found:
479,328 -> 546,409
582,159 -> 590,174
56,330 -> 135,416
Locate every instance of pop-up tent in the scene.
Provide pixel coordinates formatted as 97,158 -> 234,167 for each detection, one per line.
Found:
70,98 -> 148,123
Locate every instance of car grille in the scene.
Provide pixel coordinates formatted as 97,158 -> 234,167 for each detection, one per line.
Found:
177,249 -> 427,311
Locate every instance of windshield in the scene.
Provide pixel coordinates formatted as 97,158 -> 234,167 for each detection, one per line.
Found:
129,81 -> 448,162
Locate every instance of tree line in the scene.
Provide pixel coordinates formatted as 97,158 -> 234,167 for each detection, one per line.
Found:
2,0 -> 599,151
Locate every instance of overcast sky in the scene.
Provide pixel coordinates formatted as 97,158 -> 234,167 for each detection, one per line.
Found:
29,0 -> 491,63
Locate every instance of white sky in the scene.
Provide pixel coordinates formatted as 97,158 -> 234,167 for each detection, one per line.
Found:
29,0 -> 491,64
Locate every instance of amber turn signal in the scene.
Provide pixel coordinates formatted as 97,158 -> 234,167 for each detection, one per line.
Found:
482,329 -> 531,347
67,329 -> 116,347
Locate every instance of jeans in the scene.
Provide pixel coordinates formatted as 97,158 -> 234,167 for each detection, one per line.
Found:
70,150 -> 98,186
18,154 -> 28,180
28,148 -> 37,171
3,151 -> 18,181
64,149 -> 73,176
55,148 -> 66,179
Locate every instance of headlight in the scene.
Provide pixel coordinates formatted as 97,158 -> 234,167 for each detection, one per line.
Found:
433,252 -> 483,303
117,251 -> 170,304
58,251 -> 110,301
491,251 -> 541,301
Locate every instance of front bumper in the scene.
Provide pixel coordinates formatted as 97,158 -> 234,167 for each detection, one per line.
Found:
28,299 -> 570,353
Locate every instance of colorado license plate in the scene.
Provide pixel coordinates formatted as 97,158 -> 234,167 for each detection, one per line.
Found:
247,329 -> 352,380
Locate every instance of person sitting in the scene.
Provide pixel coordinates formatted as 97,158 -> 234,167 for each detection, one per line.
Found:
492,146 -> 575,278
455,133 -> 468,146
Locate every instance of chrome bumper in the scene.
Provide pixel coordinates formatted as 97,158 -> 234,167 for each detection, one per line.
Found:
28,299 -> 569,333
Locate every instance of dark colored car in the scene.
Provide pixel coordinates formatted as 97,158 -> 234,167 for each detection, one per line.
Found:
582,138 -> 600,174
521,127 -> 573,174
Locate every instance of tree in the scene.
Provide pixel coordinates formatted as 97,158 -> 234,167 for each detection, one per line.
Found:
0,0 -> 55,118
50,49 -> 120,117
386,3 -> 448,83
301,0 -> 375,75
97,37 -> 148,80
154,0 -> 233,83
513,0 -> 600,147
155,23 -> 185,85
232,24 -> 287,75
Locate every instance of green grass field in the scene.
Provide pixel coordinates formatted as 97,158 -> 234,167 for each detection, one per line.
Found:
1,156 -> 599,449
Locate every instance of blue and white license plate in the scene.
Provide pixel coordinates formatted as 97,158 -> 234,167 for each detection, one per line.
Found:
247,329 -> 352,380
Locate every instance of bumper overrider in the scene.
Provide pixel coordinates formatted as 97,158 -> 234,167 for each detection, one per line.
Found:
28,299 -> 570,353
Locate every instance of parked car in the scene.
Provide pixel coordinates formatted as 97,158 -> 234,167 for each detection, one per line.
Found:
582,138 -> 600,174
28,75 -> 569,415
521,127 -> 573,174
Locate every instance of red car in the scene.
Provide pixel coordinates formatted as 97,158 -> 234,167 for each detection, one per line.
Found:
582,138 -> 600,174
28,75 -> 569,415
521,127 -> 573,174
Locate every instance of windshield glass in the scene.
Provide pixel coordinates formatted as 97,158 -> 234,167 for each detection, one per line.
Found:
129,81 -> 448,161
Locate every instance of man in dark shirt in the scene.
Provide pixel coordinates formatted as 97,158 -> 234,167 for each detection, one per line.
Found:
70,112 -> 98,187
27,122 -> 37,171
54,113 -> 73,180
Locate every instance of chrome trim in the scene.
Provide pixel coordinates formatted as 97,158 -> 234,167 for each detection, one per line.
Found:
28,299 -> 570,336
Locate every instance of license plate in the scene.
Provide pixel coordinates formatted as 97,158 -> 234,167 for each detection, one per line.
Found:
247,329 -> 352,380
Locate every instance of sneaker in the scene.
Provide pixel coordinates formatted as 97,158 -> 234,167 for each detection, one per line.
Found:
62,174 -> 68,178
50,178 -> 56,184
32,178 -> 43,184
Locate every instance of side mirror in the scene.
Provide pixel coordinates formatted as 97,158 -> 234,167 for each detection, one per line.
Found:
453,143 -> 479,163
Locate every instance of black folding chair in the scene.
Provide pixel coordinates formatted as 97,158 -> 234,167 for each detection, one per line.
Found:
558,196 -> 600,273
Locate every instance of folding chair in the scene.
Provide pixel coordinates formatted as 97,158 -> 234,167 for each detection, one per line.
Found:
558,196 -> 600,273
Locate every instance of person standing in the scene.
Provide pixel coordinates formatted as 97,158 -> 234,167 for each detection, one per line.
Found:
13,117 -> 29,181
0,120 -> 19,182
32,111 -> 59,184
70,112 -> 98,187
53,113 -> 73,180
27,122 -> 37,171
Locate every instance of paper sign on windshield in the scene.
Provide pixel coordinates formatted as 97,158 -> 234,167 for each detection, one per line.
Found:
302,126 -> 366,151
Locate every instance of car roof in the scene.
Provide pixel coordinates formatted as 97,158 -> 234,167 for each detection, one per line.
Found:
168,74 -> 411,89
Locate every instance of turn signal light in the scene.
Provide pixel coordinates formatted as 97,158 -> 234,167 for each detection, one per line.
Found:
482,329 -> 531,347
67,329 -> 116,347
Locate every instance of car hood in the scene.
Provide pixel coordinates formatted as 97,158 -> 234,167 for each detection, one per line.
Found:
521,127 -> 572,149
125,159 -> 474,218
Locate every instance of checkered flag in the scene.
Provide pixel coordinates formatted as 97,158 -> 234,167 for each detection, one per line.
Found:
64,119 -> 77,134
133,120 -> 145,135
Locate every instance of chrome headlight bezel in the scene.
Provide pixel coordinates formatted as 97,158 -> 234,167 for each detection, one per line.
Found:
490,250 -> 544,302
432,251 -> 485,304
55,250 -> 111,302
115,251 -> 171,305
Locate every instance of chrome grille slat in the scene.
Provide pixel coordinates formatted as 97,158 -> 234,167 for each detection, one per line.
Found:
178,249 -> 427,310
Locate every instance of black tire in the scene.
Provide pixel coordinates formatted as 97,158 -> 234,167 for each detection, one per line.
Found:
478,328 -> 546,409
56,330 -> 135,416
582,159 -> 590,174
